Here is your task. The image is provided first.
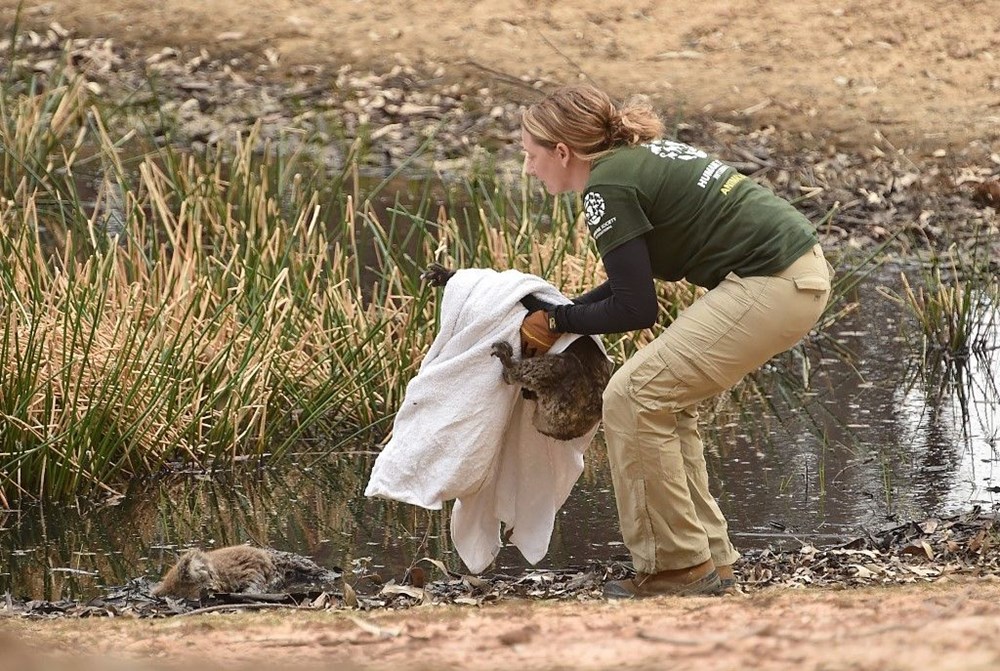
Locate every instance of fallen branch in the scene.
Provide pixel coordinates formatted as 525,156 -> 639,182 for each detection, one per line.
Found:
176,602 -> 302,618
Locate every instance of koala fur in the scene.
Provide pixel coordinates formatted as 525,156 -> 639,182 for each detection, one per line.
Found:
152,545 -> 333,600
422,263 -> 612,441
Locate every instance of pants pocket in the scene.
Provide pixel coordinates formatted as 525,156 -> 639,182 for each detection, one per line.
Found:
793,275 -> 830,293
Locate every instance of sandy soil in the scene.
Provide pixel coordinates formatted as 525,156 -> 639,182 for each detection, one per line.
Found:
5,579 -> 1000,671
2,1 -> 1000,670
5,0 -> 999,157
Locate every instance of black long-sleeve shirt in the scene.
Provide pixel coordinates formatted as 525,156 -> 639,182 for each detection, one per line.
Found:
520,236 -> 658,336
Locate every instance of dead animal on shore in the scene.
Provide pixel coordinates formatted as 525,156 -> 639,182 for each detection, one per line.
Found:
422,263 -> 612,441
152,545 -> 338,600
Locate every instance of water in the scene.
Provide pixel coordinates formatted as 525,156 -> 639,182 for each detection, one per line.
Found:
713,267 -> 999,542
2,267 -> 998,601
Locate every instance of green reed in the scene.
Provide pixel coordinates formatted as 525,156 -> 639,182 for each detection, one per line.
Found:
0,56 -> 666,502
881,235 -> 999,360
0,64 -> 333,499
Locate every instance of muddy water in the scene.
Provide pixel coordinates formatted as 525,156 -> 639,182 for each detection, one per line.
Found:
2,266 -> 997,601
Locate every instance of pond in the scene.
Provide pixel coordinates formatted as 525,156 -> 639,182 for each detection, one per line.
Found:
1,265 -> 997,601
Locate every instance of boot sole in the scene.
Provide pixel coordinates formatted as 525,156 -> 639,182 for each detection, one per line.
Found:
603,570 -> 723,599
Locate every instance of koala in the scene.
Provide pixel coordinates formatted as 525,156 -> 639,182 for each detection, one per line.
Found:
422,263 -> 612,441
151,545 -> 335,600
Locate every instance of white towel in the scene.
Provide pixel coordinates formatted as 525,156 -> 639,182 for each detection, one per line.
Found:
364,268 -> 606,573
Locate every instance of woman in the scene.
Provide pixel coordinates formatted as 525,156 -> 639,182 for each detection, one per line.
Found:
517,84 -> 833,597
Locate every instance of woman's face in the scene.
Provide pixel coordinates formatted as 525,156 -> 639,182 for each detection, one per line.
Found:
521,128 -> 573,194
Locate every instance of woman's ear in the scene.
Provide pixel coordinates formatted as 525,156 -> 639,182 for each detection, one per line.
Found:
554,142 -> 571,166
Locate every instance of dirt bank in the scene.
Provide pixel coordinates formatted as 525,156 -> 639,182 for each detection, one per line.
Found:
5,0 -> 999,158
6,579 -> 1000,671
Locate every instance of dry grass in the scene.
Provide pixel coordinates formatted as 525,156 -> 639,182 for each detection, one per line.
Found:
0,62 -> 687,502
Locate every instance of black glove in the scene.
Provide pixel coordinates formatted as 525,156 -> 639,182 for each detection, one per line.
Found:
519,293 -> 558,313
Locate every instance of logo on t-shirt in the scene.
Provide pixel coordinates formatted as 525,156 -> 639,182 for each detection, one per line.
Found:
584,192 -> 606,227
643,140 -> 708,161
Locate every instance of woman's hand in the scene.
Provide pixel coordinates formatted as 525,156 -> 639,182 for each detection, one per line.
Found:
520,310 -> 560,357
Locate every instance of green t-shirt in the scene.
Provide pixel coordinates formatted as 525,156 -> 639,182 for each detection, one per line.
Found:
584,141 -> 818,289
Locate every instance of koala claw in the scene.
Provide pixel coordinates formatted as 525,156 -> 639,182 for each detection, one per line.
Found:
491,340 -> 513,361
421,263 -> 455,287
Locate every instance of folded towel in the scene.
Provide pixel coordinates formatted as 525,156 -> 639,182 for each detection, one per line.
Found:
364,268 -> 605,573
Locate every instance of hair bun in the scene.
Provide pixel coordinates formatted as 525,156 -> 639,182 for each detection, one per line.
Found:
523,84 -> 664,159
607,108 -> 633,146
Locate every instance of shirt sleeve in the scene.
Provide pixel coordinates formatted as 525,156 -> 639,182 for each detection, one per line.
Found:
550,236 -> 658,335
572,281 -> 612,305
583,184 -> 653,257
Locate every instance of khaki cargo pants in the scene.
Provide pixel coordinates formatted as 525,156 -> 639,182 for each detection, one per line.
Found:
602,244 -> 833,574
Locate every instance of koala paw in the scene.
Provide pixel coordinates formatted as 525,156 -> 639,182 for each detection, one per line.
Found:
491,340 -> 513,361
420,263 -> 455,287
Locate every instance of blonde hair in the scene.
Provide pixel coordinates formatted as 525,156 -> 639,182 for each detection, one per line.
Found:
521,84 -> 664,160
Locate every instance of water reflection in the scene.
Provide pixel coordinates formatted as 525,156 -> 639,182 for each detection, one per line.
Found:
712,265 -> 1000,544
0,454 -> 461,601
2,268 -> 998,600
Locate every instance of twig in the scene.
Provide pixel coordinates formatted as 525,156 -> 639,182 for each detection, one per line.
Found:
347,615 -> 402,638
458,60 -> 548,94
869,127 -> 922,172
537,31 -> 601,88
176,602 -> 302,617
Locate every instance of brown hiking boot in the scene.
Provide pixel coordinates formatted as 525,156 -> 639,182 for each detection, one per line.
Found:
603,560 -> 722,599
716,564 -> 737,592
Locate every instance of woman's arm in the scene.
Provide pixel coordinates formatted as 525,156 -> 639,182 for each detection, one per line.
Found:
549,236 -> 658,335
571,281 -> 613,305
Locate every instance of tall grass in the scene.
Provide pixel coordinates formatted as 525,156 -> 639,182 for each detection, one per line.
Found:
882,235 -> 999,360
0,63 -> 376,499
0,48 -> 853,503
0,56 -> 679,502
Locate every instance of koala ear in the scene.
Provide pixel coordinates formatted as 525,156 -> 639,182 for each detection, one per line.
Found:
179,550 -> 212,581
